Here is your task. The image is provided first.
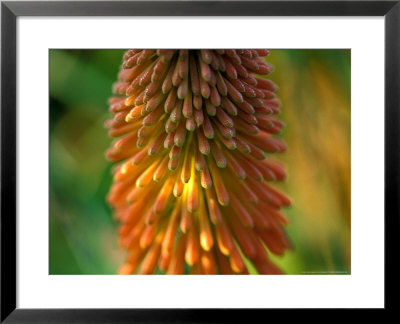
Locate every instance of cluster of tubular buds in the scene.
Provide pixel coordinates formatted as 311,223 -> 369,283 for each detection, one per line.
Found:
106,49 -> 291,275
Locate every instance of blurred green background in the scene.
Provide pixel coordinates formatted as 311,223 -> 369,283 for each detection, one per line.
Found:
49,49 -> 350,275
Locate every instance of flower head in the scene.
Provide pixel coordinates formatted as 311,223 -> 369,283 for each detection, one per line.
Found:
106,49 -> 291,274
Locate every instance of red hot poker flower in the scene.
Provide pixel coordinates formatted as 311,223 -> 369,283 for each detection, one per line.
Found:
106,49 -> 291,274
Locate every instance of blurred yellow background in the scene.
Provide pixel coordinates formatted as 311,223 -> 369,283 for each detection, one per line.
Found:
49,49 -> 351,274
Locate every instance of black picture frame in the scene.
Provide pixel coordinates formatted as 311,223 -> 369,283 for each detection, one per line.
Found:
1,0 -> 399,322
